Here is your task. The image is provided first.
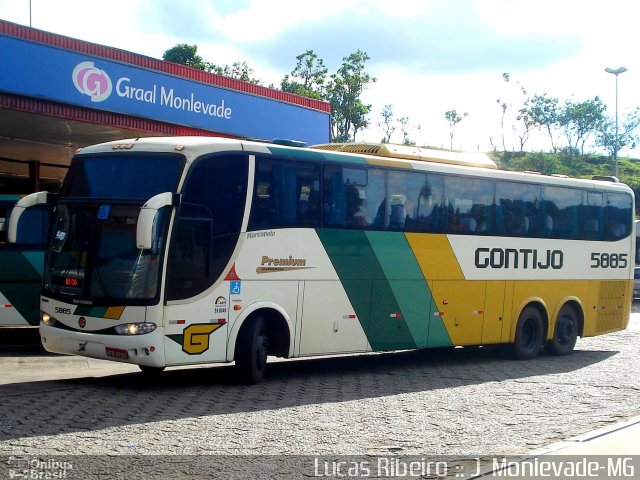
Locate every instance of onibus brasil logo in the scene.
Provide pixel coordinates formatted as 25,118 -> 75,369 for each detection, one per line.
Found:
72,61 -> 112,102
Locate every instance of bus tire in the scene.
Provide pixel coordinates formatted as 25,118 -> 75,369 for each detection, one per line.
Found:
139,365 -> 165,375
547,305 -> 578,356
512,306 -> 544,360
235,315 -> 268,384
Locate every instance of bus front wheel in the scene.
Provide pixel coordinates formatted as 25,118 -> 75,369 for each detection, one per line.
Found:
512,306 -> 544,360
235,315 -> 269,384
547,305 -> 578,356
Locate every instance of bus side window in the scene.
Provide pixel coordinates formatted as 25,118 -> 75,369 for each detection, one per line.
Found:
542,215 -> 554,236
415,175 -> 443,233
249,158 -> 320,230
251,178 -> 274,230
496,182 -> 540,237
580,191 -> 603,240
444,176 -> 493,235
323,164 -> 371,229
542,186 -> 581,239
386,170 -> 428,232
605,192 -> 632,241
167,154 -> 248,301
296,168 -> 321,227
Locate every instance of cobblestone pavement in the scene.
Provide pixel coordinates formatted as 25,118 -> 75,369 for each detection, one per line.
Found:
0,310 -> 639,458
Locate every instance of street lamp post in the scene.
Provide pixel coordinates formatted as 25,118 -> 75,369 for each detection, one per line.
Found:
604,66 -> 628,178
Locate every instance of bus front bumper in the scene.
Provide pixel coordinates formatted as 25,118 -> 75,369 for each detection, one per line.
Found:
39,322 -> 166,368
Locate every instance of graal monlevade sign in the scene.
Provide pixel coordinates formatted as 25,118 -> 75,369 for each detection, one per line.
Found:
0,35 -> 330,144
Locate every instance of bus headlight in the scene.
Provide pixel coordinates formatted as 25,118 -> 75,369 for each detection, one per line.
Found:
114,323 -> 156,335
41,312 -> 57,326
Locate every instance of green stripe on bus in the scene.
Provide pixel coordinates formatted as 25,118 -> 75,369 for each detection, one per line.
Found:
73,306 -> 108,318
316,229 -> 416,351
365,231 -> 432,348
0,250 -> 41,282
266,146 -> 368,165
0,250 -> 43,325
366,232 -> 452,348
167,334 -> 184,346
22,251 -> 44,275
0,282 -> 40,326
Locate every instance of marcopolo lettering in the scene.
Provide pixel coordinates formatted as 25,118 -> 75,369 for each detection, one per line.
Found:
475,247 -> 563,269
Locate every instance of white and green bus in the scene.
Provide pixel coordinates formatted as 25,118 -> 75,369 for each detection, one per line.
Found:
10,137 -> 634,382
1,172 -> 63,328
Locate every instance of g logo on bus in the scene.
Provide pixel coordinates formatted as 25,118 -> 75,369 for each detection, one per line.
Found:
78,317 -> 86,328
182,324 -> 223,355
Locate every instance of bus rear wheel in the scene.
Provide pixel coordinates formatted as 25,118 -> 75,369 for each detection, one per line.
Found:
512,306 -> 544,360
235,315 -> 269,384
547,305 -> 578,356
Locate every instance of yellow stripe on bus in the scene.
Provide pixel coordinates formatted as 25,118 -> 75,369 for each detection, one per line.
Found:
103,306 -> 125,320
405,233 -> 465,280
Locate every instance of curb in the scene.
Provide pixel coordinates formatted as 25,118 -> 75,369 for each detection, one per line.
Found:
530,415 -> 640,456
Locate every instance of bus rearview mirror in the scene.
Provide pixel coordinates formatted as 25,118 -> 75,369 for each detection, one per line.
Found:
8,191 -> 53,243
136,192 -> 179,250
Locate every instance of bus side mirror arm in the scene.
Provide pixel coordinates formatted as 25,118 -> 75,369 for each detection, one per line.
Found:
136,192 -> 180,250
8,191 -> 56,243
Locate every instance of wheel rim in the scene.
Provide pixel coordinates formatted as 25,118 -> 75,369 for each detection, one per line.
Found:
556,316 -> 575,346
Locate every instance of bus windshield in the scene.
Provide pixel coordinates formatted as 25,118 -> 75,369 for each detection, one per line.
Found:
61,154 -> 184,199
43,154 -> 184,303
44,203 -> 169,302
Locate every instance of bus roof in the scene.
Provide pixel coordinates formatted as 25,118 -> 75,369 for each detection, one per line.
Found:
310,142 -> 497,169
74,136 -> 633,194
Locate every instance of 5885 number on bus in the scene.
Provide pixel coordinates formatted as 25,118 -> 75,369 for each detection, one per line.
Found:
590,252 -> 628,268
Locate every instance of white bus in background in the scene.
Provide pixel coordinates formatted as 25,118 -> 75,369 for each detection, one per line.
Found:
0,171 -> 63,328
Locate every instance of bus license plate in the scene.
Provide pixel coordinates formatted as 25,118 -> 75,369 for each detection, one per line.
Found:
105,347 -> 129,359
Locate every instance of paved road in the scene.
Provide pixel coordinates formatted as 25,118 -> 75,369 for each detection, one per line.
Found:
0,308 -> 639,462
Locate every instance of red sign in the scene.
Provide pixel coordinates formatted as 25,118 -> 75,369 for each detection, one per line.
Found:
105,347 -> 129,359
224,264 -> 240,281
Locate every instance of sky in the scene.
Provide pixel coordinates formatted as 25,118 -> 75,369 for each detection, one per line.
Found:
1,0 -> 639,155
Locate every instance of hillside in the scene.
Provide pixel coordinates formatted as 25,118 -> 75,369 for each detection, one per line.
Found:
492,151 -> 640,213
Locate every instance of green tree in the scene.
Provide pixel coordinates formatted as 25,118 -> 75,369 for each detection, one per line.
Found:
326,50 -> 376,142
376,104 -> 420,145
495,99 -> 509,150
162,44 -> 206,70
514,108 -> 534,152
520,93 -> 560,152
163,44 -> 262,84
495,72 -> 532,152
281,50 -> 328,100
208,61 -> 262,84
596,108 -> 640,157
399,116 -> 421,146
496,73 -> 512,151
505,152 -> 561,175
377,104 -> 396,143
445,110 -> 468,150
559,97 -> 607,154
